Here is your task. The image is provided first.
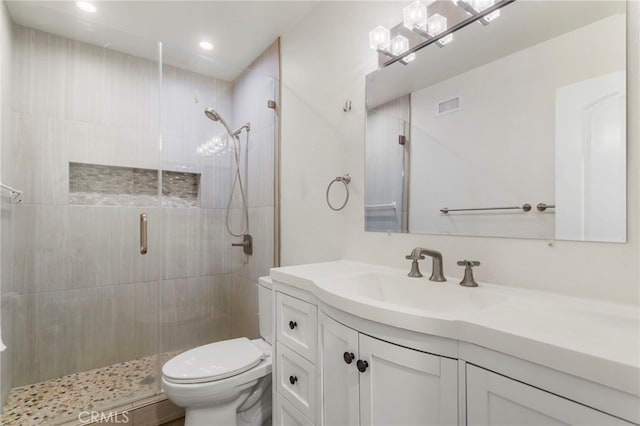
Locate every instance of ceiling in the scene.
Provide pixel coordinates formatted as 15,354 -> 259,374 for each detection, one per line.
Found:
6,1 -> 319,81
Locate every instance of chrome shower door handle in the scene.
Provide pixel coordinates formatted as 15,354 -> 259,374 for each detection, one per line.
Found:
140,213 -> 148,255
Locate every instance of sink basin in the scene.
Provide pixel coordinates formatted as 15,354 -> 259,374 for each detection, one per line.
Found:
319,272 -> 508,314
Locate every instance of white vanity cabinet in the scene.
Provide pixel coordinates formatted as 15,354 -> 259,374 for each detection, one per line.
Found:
271,267 -> 640,426
319,312 -> 459,426
466,364 -> 635,426
274,288 -> 319,426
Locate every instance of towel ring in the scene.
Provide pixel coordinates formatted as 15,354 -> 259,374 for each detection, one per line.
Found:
326,174 -> 351,211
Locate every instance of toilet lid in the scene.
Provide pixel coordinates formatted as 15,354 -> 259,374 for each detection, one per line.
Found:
162,337 -> 265,384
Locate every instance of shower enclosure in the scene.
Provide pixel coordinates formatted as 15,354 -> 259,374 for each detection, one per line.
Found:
0,6 -> 279,424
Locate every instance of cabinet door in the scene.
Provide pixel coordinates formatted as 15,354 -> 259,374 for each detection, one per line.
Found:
358,334 -> 458,426
319,312 -> 359,426
466,364 -> 633,426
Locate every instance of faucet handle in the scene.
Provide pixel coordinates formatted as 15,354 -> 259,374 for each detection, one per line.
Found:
457,260 -> 480,267
406,254 -> 426,260
457,260 -> 480,287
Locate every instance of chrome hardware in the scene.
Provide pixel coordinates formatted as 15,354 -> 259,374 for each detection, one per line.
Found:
406,248 -> 446,281
343,352 -> 355,364
232,234 -> 253,255
289,375 -> 298,385
140,213 -> 148,255
356,359 -> 369,373
0,183 -> 23,203
326,174 -> 351,211
441,203 -> 532,214
288,320 -> 297,330
457,260 -> 480,287
536,202 -> 556,212
365,201 -> 397,210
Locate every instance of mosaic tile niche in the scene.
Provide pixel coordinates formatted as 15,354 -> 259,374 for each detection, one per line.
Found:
69,163 -> 200,207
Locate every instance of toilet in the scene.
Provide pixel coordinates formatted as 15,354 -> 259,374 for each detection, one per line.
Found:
162,277 -> 273,426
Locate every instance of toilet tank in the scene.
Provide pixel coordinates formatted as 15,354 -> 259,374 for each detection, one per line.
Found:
257,277 -> 273,345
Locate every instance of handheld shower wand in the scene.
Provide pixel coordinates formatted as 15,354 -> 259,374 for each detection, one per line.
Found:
204,107 -> 251,239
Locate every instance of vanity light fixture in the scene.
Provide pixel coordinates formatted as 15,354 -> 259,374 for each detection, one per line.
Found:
199,41 -> 214,51
459,0 -> 501,24
391,35 -> 416,63
427,14 -> 453,46
76,1 -> 96,13
369,26 -> 415,65
368,25 -> 391,51
370,0 -> 513,67
403,1 -> 428,32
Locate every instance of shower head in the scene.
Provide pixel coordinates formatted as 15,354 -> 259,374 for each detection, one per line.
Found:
204,107 -> 250,138
204,107 -> 221,122
204,107 -> 235,138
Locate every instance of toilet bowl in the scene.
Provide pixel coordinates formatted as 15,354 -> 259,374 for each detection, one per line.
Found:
162,278 -> 274,426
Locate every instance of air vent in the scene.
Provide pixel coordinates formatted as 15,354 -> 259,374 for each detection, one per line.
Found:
436,96 -> 461,116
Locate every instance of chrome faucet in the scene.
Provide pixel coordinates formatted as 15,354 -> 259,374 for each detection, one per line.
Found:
405,248 -> 446,281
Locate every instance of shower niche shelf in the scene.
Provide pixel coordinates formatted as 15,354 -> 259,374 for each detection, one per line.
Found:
69,162 -> 200,207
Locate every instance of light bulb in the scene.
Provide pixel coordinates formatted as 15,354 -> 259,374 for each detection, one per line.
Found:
390,35 -> 410,56
484,10 -> 501,21
403,1 -> 427,31
403,53 -> 416,63
427,13 -> 447,36
199,41 -> 214,51
470,0 -> 494,11
369,25 -> 391,50
76,2 -> 96,13
428,13 -> 454,45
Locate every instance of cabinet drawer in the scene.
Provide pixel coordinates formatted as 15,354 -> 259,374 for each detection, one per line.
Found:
277,292 -> 317,361
275,393 -> 313,426
277,342 -> 316,420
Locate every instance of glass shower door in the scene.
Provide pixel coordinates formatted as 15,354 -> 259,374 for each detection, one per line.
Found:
2,20 -> 164,424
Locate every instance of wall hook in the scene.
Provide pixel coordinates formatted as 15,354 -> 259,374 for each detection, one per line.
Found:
343,100 -> 352,112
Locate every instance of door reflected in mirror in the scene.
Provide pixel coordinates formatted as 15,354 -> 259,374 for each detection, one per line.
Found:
365,0 -> 627,242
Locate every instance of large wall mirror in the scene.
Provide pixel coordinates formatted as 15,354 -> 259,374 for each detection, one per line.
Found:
365,0 -> 627,242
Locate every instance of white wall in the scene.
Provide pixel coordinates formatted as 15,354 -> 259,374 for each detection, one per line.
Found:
280,2 -> 639,304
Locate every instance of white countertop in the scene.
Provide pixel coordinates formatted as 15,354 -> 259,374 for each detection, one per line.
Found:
271,260 -> 640,397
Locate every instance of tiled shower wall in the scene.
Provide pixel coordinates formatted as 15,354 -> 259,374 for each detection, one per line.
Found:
229,41 -> 279,339
0,0 -> 15,406
5,23 -> 275,389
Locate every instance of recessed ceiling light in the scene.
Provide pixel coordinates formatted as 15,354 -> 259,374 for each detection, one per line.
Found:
199,41 -> 214,51
76,1 -> 97,13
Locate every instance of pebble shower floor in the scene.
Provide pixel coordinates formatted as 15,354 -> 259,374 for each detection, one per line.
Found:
1,351 -> 180,426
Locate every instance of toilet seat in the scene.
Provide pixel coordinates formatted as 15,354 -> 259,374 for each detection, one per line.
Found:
163,337 -> 266,384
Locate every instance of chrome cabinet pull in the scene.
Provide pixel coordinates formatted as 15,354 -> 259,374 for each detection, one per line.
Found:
140,213 -> 148,255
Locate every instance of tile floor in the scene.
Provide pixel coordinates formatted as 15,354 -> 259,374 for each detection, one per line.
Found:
1,352 -> 180,426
